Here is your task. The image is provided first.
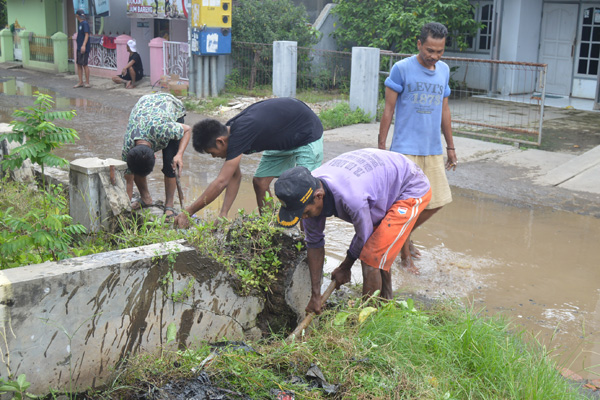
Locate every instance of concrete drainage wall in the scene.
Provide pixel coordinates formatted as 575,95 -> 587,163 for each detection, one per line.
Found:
0,239 -> 311,394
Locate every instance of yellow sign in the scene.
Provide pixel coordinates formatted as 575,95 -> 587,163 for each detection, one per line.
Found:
191,0 -> 231,28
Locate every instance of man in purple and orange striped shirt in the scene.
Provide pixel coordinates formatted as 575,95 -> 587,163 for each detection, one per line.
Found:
275,148 -> 431,314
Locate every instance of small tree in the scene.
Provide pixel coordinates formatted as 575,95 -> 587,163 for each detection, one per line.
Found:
0,92 -> 86,267
1,92 -> 79,188
232,0 -> 320,89
331,0 -> 482,53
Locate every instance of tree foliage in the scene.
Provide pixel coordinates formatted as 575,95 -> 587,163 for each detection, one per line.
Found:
0,0 -> 6,29
331,0 -> 482,53
232,0 -> 319,46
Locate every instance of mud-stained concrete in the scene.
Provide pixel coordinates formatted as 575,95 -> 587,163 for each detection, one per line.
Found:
0,239 -> 311,394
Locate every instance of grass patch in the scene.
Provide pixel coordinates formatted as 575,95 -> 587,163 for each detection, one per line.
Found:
319,102 -> 372,130
102,297 -> 585,399
0,178 -> 190,268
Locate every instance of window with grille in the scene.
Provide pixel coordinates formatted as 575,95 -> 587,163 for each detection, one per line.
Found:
577,7 -> 600,76
446,2 -> 493,53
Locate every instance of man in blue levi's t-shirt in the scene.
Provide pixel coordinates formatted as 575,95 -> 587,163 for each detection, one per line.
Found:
173,97 -> 323,229
379,22 -> 458,275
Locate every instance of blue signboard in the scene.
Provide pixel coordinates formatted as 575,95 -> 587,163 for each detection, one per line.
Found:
191,27 -> 231,55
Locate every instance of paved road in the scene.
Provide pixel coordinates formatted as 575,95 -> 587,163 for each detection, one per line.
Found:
1,64 -> 599,217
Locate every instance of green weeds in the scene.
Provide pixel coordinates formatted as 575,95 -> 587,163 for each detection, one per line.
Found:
188,195 -> 288,296
318,102 -> 372,130
102,297 -> 586,399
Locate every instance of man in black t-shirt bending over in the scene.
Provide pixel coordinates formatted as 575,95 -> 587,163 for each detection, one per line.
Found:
173,97 -> 323,228
112,39 -> 144,89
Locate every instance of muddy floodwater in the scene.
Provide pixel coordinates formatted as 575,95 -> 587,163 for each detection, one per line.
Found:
2,78 -> 600,379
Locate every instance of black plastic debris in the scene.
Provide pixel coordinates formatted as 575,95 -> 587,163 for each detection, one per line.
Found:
305,363 -> 338,395
149,371 -> 252,400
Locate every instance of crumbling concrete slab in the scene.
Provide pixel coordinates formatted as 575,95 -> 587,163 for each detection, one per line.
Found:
0,239 -> 310,394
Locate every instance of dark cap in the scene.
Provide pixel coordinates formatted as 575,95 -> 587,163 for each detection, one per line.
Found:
274,166 -> 320,228
75,9 -> 86,16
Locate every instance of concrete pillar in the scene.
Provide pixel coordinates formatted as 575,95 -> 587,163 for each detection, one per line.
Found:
51,32 -> 69,73
69,158 -> 130,233
203,56 -> 209,98
349,46 -> 380,121
148,37 -> 166,87
0,29 -> 14,62
273,41 -> 297,98
195,54 -> 203,98
18,30 -> 31,67
210,56 -> 218,97
115,34 -> 133,75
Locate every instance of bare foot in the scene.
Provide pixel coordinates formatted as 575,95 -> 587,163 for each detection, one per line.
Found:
409,240 -> 422,259
126,82 -> 136,89
400,257 -> 420,275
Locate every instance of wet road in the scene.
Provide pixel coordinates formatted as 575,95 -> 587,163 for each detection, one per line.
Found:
2,75 -> 600,379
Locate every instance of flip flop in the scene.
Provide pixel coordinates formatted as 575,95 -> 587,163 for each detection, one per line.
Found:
73,83 -> 84,88
131,198 -> 157,210
164,207 -> 179,220
84,83 -> 92,88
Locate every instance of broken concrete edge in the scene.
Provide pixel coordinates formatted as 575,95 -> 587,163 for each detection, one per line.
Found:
0,237 -> 311,395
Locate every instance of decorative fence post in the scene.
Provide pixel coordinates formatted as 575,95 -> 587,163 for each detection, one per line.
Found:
115,34 -> 132,74
273,41 -> 297,98
349,47 -> 380,121
18,30 -> 31,67
149,37 -> 166,87
51,32 -> 68,73
0,29 -> 14,62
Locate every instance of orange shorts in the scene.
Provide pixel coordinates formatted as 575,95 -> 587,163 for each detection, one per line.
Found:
359,189 -> 432,272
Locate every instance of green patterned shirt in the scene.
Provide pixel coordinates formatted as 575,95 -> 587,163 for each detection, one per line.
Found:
121,93 -> 186,162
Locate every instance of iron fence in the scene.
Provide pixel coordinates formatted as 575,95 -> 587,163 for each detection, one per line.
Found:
297,46 -> 351,99
163,41 -> 189,80
380,52 -> 548,146
229,41 -> 352,101
88,36 -> 117,70
29,35 -> 54,63
229,41 -> 274,92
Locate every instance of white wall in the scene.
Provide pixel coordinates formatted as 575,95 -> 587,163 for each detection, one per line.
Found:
101,0 -> 131,36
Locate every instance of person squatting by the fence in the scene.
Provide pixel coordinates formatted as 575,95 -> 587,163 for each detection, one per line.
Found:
274,149 -> 432,314
122,93 -> 192,218
112,39 -> 144,89
74,9 -> 91,88
172,97 -> 324,229
378,22 -> 457,275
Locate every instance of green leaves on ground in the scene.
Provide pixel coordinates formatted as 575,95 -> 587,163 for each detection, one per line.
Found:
0,182 -> 87,268
319,102 -> 372,130
188,195 -> 290,296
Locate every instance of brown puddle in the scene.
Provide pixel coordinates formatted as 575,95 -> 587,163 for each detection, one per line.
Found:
2,80 -> 600,379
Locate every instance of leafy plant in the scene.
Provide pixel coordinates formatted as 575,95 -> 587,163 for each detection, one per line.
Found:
189,195 -> 287,295
331,0 -> 482,53
0,374 -> 37,399
318,102 -> 372,130
0,92 -> 78,189
0,183 -> 86,268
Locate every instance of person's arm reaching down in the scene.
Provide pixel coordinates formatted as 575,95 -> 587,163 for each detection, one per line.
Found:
173,154 -> 243,228
378,87 -> 399,150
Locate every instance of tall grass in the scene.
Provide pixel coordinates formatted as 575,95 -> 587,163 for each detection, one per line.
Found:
106,298 -> 586,399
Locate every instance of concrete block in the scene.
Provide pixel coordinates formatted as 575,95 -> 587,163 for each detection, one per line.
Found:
350,47 -> 380,121
69,157 -> 130,233
273,41 -> 297,98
